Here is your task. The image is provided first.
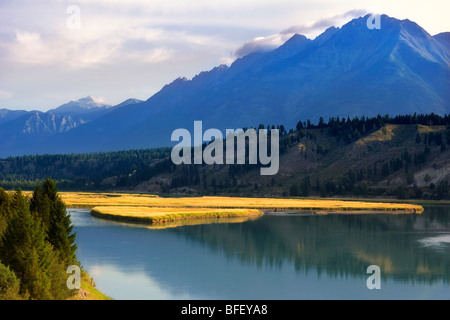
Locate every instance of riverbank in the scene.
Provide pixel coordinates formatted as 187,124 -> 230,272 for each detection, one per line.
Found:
69,270 -> 113,300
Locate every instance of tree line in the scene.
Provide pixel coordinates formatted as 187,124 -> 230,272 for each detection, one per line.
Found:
0,179 -> 77,299
0,113 -> 449,198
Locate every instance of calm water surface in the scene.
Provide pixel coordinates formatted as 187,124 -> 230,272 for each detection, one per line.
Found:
69,206 -> 450,300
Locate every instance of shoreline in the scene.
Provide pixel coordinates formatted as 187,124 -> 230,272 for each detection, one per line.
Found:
69,270 -> 113,300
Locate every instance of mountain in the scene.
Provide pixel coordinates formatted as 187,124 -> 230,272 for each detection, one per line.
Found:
49,96 -> 111,114
0,97 -> 143,156
113,98 -> 143,109
434,32 -> 450,51
0,14 -> 449,157
0,109 -> 29,126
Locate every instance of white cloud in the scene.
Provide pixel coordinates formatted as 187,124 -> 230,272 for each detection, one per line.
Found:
0,0 -> 448,110
231,9 -> 369,60
0,90 -> 13,100
15,31 -> 41,43
128,47 -> 174,64
233,34 -> 293,59
280,9 -> 368,35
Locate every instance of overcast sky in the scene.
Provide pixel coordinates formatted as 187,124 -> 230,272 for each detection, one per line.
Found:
0,0 -> 449,111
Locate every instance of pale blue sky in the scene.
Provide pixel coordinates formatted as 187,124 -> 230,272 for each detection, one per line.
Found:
0,0 -> 448,111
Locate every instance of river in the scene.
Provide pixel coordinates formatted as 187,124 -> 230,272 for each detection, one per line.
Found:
69,205 -> 450,300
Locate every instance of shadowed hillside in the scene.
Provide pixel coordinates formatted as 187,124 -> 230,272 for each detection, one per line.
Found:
1,113 -> 449,200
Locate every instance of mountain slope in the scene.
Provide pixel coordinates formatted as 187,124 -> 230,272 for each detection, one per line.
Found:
0,109 -> 29,126
0,97 -> 143,156
434,32 -> 450,51
1,14 -> 449,157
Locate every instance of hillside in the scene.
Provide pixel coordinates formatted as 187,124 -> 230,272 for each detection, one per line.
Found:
1,114 -> 449,200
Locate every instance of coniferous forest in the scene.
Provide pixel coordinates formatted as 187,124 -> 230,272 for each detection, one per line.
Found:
0,179 -> 78,300
0,113 -> 449,199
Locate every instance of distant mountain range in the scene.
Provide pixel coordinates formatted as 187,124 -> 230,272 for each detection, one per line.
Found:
0,96 -> 142,156
0,14 -> 448,157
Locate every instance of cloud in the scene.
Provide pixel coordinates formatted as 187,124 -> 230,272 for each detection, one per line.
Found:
15,31 -> 41,42
0,3 -> 224,69
2,1 -> 448,110
280,9 -> 367,35
129,47 -> 174,64
0,90 -> 13,100
234,33 -> 294,58
231,9 -> 368,60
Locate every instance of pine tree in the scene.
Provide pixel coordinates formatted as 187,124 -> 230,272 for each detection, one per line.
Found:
0,190 -> 53,299
30,185 -> 51,231
47,198 -> 77,265
42,179 -> 77,265
0,262 -> 23,300
0,184 -> 78,300
0,188 -> 10,219
0,188 -> 10,237
9,188 -> 28,219
415,132 -> 422,144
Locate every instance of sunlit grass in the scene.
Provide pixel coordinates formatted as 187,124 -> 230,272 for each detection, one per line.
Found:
91,206 -> 263,224
68,270 -> 113,300
59,192 -> 424,213
356,124 -> 397,145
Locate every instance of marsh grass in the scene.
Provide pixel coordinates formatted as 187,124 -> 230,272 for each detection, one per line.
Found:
90,206 -> 263,224
60,192 -> 424,214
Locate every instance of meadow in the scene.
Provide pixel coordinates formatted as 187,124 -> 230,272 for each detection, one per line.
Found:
12,191 -> 422,225
59,192 -> 424,212
52,192 -> 424,225
90,206 -> 263,225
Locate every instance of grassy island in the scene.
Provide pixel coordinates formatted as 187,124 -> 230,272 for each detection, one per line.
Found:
56,192 -> 424,226
90,206 -> 263,225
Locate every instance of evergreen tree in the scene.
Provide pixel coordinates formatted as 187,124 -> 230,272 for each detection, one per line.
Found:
9,188 -> 28,219
0,188 -> 10,237
43,179 -> 77,265
0,262 -> 23,300
415,132 -> 422,144
0,188 -> 10,219
30,185 -> 51,231
0,190 -> 53,299
0,184 -> 78,300
300,176 -> 311,197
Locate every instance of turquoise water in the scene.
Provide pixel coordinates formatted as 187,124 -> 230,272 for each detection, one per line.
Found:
69,206 -> 450,300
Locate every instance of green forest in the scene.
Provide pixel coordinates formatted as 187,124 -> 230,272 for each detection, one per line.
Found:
0,113 -> 449,199
0,179 -> 78,299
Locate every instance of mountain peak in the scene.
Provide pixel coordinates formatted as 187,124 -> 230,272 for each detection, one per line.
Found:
77,95 -> 107,104
50,96 -> 111,114
270,33 -> 312,60
113,98 -> 143,108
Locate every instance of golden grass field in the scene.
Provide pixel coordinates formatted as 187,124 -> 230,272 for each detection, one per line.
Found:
59,192 -> 424,213
15,191 -> 423,226
91,206 -> 263,225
